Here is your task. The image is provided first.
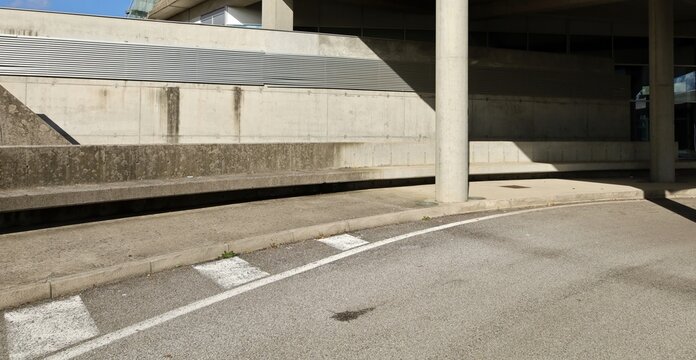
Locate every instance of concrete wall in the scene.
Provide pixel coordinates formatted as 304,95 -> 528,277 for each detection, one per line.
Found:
0,76 -> 435,145
0,141 -> 650,190
0,75 -> 629,145
0,8 -> 631,146
470,95 -> 629,141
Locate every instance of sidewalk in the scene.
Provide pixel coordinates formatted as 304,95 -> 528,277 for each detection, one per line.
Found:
2,176 -> 696,309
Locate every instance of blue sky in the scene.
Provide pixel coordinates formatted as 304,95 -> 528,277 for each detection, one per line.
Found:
0,0 -> 132,17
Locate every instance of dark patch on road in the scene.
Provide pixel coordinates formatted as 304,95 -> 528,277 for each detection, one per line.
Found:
609,263 -> 696,300
500,185 -> 530,189
331,307 -> 375,322
527,247 -> 565,260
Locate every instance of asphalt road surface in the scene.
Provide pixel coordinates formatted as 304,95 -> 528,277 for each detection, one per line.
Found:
2,198 -> 696,359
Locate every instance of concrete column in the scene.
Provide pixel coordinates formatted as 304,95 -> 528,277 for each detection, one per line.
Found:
436,0 -> 469,203
649,0 -> 676,182
262,0 -> 294,31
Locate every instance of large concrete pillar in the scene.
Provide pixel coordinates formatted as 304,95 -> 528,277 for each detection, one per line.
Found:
436,0 -> 469,203
649,0 -> 676,182
262,0 -> 294,31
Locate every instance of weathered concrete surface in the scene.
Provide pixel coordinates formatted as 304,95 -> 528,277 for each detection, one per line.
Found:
0,141 -> 688,212
0,68 -> 629,145
0,84 -> 71,146
0,143 -> 335,189
0,166 -> 434,212
436,0 -> 470,202
262,0 -> 293,30
0,9 -> 629,145
0,141 -> 659,190
0,177 -> 694,310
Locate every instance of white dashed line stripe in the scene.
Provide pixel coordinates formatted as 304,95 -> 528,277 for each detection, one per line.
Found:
194,257 -> 270,289
44,201 -> 639,360
4,296 -> 98,360
318,234 -> 369,251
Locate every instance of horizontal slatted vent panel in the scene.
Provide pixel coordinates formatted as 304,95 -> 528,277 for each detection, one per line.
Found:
0,35 -> 434,92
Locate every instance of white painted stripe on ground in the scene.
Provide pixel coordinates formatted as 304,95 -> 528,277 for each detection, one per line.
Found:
194,257 -> 270,289
4,296 -> 98,360
45,201 -> 638,360
319,234 -> 369,251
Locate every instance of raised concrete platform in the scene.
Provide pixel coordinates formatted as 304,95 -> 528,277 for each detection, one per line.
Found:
0,166 -> 433,212
1,176 -> 695,310
2,160 -> 695,213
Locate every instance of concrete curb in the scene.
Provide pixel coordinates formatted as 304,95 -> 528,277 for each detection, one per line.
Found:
1,188 -> 694,310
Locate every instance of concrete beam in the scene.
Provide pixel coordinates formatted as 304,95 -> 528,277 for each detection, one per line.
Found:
262,0 -> 293,31
149,0 -> 208,19
149,0 -> 260,20
436,0 -> 469,203
472,0 -> 626,19
649,0 -> 677,182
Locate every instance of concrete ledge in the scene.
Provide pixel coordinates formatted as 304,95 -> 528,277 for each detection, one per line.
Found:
1,186 -> 694,311
0,166 -> 434,212
3,160 -> 696,213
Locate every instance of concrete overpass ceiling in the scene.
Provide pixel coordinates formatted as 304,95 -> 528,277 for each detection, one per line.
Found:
542,0 -> 696,28
296,0 -> 434,13
149,0 -> 260,19
470,0 -> 628,19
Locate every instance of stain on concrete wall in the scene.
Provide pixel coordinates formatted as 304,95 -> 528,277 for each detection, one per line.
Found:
233,86 -> 243,140
164,87 -> 180,144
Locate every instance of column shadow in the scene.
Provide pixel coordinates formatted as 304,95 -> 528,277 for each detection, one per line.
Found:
648,198 -> 696,223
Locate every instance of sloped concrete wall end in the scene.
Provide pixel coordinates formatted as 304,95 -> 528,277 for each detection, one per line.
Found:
0,84 -> 72,146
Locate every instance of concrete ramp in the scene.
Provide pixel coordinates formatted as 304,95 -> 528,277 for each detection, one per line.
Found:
0,84 -> 73,146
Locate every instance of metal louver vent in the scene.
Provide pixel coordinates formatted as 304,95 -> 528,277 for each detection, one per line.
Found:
0,35 -> 435,93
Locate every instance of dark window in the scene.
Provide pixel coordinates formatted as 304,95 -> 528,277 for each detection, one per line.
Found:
529,33 -> 567,53
488,32 -> 527,51
617,65 -> 650,141
615,65 -> 649,100
362,28 -> 404,40
201,8 -> 225,25
569,35 -> 612,58
319,27 -> 362,36
294,26 -> 319,33
469,31 -> 487,47
614,36 -> 649,64
405,29 -> 435,42
675,38 -> 696,66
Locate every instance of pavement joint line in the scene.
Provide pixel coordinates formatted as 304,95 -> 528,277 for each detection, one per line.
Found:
318,234 -> 369,251
43,200 -> 645,360
4,295 -> 98,360
0,195 -> 661,311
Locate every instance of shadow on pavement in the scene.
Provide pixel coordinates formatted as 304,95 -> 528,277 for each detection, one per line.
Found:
649,198 -> 696,223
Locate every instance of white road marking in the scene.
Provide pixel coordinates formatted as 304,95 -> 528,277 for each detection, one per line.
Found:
4,296 -> 98,360
194,257 -> 269,289
319,234 -> 369,251
45,201 -> 638,360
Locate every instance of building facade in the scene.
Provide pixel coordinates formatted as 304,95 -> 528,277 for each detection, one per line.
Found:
1,0 -> 694,204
